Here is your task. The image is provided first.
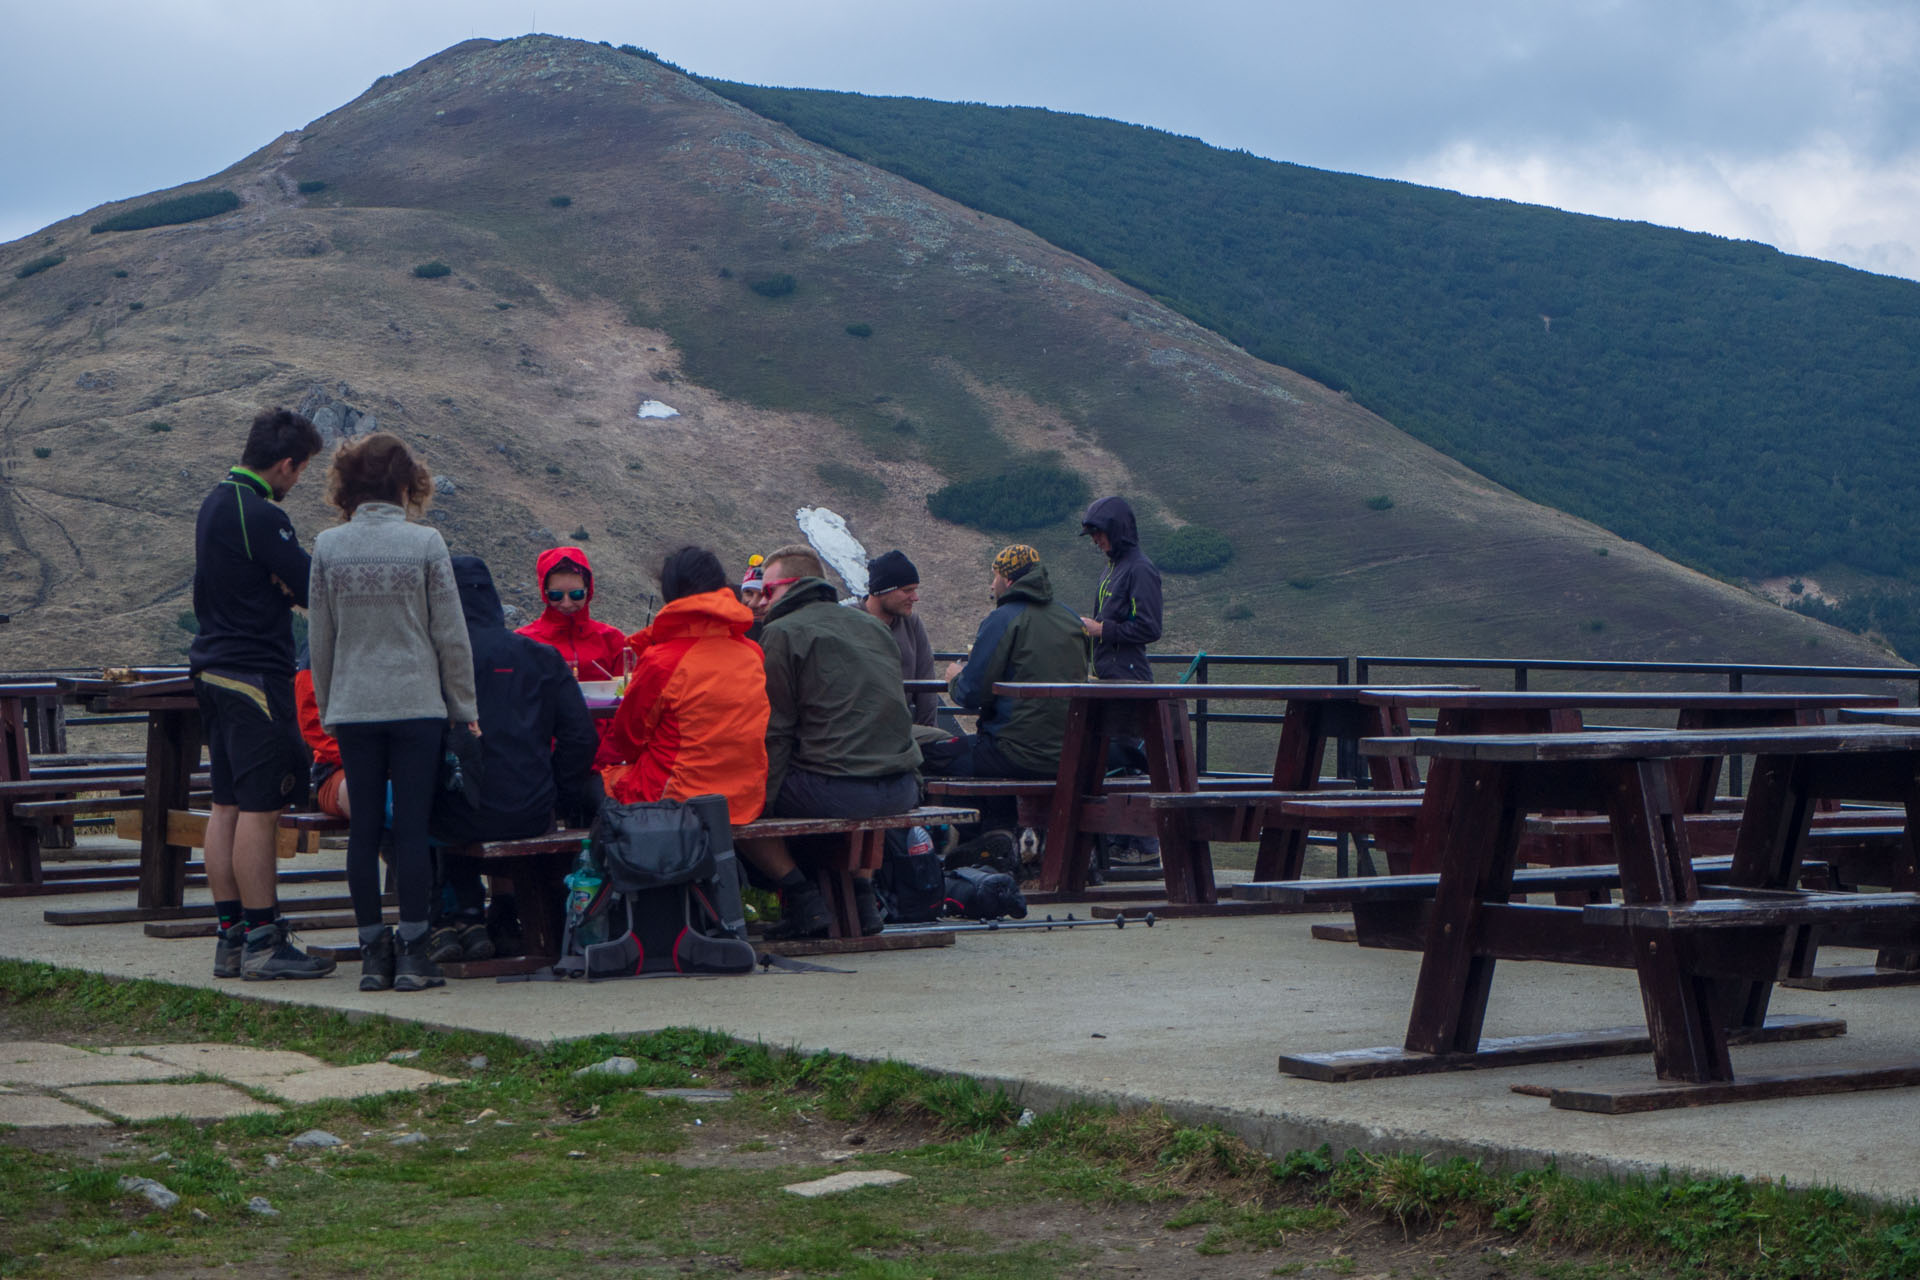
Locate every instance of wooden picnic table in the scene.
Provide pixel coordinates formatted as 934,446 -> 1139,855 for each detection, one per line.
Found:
89,677 -> 200,914
1273,722 -> 1920,1111
995,683 -> 1467,903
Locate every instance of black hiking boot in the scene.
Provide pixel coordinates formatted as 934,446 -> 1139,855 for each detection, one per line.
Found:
359,928 -> 396,992
425,924 -> 466,965
241,920 -> 337,982
457,922 -> 496,961
394,930 -> 446,992
212,922 -> 247,979
853,879 -> 885,936
766,882 -> 832,940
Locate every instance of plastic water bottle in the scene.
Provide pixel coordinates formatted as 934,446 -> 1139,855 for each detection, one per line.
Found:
907,826 -> 933,860
564,838 -> 602,933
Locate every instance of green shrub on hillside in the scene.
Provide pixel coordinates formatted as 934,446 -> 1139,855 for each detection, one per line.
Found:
91,189 -> 239,233
15,254 -> 64,279
297,180 -> 327,194
127,302 -> 143,311
816,461 -> 886,504
748,273 -> 796,298
927,465 -> 1089,531
549,195 -> 573,208
413,261 -> 452,279
111,269 -> 128,278
175,611 -> 198,635
32,447 -> 52,459
1157,525 -> 1234,574
147,421 -> 172,433
1365,495 -> 1394,511
844,322 -> 873,338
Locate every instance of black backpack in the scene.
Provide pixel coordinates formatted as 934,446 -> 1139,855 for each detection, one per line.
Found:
943,865 -> 1028,921
558,794 -> 755,978
879,828 -> 946,924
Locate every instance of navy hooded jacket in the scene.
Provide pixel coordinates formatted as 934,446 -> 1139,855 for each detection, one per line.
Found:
1081,496 -> 1163,681
429,556 -> 601,844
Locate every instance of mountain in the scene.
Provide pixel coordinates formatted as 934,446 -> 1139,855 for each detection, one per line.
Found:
701,81 -> 1920,596
0,35 -> 1898,681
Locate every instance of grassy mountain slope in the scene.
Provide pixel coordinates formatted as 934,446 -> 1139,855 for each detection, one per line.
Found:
0,36 -> 1896,677
701,82 -> 1920,589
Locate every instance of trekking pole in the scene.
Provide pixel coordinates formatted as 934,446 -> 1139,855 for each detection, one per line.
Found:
895,911 -> 1156,935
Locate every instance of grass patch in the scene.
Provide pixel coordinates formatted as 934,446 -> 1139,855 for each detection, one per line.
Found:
1156,525 -> 1234,575
91,189 -> 240,234
5,961 -> 1920,1278
412,260 -> 452,279
748,272 -> 796,298
147,421 -> 172,433
1364,494 -> 1394,511
928,463 -> 1089,532
548,194 -> 573,207
14,253 -> 64,279
845,321 -> 874,338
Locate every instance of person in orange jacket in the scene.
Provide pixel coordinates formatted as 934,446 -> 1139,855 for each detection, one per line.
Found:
606,546 -> 770,824
293,661 -> 349,819
516,545 -> 632,770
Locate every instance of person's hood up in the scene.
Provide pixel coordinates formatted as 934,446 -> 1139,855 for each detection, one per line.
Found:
763,577 -> 840,625
629,587 -> 754,653
999,563 -> 1056,608
452,555 -> 506,630
1080,496 -> 1138,559
534,544 -> 598,627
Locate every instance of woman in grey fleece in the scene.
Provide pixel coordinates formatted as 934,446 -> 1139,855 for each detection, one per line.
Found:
309,434 -> 478,993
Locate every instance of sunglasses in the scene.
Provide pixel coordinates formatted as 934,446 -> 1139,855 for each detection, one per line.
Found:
546,588 -> 588,602
760,576 -> 800,593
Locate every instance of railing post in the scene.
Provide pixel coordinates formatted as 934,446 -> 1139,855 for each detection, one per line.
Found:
1194,658 -> 1210,776
1513,666 -> 1529,691
1727,669 -> 1745,796
1355,657 -> 1369,685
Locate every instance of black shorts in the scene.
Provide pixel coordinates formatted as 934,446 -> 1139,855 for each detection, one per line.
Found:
195,670 -> 309,812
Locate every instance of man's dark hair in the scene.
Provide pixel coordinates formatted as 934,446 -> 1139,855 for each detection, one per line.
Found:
659,545 -> 728,603
240,407 -> 324,471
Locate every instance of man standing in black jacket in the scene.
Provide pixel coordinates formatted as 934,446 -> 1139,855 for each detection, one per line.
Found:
1078,496 -> 1163,682
428,556 -> 602,960
190,407 -> 334,982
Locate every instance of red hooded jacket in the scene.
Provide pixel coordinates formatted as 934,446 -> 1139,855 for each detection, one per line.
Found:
516,546 -> 633,769
606,588 -> 770,825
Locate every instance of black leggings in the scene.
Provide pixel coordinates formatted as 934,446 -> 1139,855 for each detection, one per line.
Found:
334,719 -> 443,930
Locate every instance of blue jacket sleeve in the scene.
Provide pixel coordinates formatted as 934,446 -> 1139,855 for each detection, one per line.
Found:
1103,554 -> 1163,647
949,606 -> 1017,710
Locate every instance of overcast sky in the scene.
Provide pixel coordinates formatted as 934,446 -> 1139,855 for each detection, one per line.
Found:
4,0 -> 1917,281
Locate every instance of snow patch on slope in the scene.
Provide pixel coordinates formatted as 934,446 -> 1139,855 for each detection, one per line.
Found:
797,507 -> 869,596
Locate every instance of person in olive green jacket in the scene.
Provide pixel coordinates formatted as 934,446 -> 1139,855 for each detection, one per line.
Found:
930,545 -> 1091,832
741,544 -> 922,938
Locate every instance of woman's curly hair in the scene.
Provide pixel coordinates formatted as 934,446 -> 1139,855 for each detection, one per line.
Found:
326,432 -> 434,519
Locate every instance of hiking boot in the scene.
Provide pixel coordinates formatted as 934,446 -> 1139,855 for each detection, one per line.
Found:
241,920 -> 337,982
394,930 -> 446,992
425,924 -> 465,965
853,879 -> 885,936
212,922 -> 247,979
457,922 -> 496,962
765,882 -> 832,940
943,829 -> 1018,876
487,897 -> 523,957
359,927 -> 396,992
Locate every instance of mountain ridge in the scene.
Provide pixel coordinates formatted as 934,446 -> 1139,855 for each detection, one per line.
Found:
0,35 -> 1900,684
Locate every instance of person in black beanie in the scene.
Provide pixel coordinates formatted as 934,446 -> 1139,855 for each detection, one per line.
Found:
860,549 -> 937,726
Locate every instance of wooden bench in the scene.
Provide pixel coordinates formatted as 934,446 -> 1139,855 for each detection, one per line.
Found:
296,805 -> 984,961
1,773 -> 210,888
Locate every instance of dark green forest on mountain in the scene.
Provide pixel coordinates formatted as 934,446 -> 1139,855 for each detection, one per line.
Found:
703,81 -> 1920,596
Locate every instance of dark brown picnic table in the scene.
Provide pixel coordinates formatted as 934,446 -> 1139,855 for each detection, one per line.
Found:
1269,722 -> 1920,1112
993,682 -> 1464,903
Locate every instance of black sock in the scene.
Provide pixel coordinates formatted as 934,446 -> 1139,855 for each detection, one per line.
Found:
776,869 -> 810,893
215,900 -> 242,931
243,906 -> 276,930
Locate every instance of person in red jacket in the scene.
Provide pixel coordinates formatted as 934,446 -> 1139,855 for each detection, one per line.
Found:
606,547 -> 770,825
293,663 -> 349,819
516,545 -> 632,769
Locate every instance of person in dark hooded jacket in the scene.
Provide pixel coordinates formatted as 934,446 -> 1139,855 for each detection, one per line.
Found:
1078,496 -> 1163,682
429,555 -> 602,961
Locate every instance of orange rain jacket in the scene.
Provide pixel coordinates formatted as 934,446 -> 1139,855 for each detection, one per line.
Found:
605,587 -> 770,825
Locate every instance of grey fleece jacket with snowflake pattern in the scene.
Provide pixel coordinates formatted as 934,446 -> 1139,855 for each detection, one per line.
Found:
308,502 -> 478,728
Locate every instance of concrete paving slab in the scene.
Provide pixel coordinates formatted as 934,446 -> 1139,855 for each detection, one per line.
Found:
7,884 -> 1920,1199
61,1082 -> 279,1121
784,1170 -> 912,1197
108,1044 -> 330,1079
1,1040 -> 101,1066
2,1054 -> 187,1088
261,1063 -> 456,1104
0,1093 -> 114,1127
